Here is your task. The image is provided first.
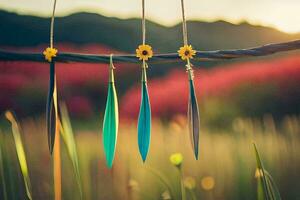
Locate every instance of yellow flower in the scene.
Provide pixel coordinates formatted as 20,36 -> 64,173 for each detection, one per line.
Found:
201,176 -> 215,191
136,44 -> 153,61
178,45 -> 196,60
169,153 -> 183,167
255,168 -> 263,178
43,47 -> 58,62
161,190 -> 171,200
184,176 -> 196,190
128,179 -> 139,191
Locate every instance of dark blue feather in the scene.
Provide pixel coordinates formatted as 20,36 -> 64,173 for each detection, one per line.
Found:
188,79 -> 200,159
46,61 -> 56,154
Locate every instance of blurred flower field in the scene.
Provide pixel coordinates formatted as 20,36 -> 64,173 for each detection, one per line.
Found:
1,44 -> 300,200
0,113 -> 299,200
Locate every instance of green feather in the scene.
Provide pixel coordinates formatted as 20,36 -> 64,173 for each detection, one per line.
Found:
102,57 -> 119,168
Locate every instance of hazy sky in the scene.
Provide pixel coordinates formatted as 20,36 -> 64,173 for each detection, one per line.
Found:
1,0 -> 300,33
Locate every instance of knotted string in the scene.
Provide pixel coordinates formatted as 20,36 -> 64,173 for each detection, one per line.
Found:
180,0 -> 193,75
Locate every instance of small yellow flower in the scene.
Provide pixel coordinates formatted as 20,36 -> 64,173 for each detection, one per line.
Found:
169,153 -> 183,167
161,190 -> 171,200
136,44 -> 153,61
255,168 -> 263,178
201,176 -> 215,191
43,47 -> 58,62
178,45 -> 196,60
128,179 -> 139,191
184,176 -> 196,190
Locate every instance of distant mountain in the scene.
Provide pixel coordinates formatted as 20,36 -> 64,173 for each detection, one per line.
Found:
1,10 -> 299,53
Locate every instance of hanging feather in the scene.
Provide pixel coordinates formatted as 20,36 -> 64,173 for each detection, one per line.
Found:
102,55 -> 119,168
138,64 -> 151,162
187,63 -> 200,159
46,61 -> 56,154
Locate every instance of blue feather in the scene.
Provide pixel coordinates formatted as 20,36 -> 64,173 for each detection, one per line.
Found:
138,68 -> 151,162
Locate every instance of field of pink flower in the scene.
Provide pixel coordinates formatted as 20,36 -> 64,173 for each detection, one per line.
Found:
1,44 -> 299,121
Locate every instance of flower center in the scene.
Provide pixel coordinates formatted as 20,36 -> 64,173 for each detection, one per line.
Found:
142,50 -> 148,55
184,50 -> 190,56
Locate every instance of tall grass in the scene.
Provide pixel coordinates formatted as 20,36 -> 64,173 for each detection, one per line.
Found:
5,111 -> 32,200
0,114 -> 299,200
253,143 -> 282,200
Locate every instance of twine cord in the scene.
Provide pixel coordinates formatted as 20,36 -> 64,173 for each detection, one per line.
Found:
142,0 -> 146,45
180,0 -> 193,79
141,0 -> 147,69
180,0 -> 188,46
50,0 -> 57,49
1,40 -> 299,63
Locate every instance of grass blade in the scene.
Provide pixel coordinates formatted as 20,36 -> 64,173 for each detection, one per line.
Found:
187,79 -> 200,159
53,118 -> 61,200
5,111 -> 32,200
138,66 -> 151,162
264,170 -> 282,200
253,143 -> 281,200
0,132 -> 8,200
256,169 -> 265,200
59,102 -> 83,198
103,57 -> 119,168
253,143 -> 270,200
147,167 -> 175,199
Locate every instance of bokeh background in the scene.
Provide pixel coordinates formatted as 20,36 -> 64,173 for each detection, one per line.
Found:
0,0 -> 299,200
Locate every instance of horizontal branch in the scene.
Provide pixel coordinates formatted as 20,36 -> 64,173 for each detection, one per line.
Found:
0,40 -> 299,64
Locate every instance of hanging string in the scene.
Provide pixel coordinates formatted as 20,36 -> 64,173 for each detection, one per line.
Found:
180,0 -> 188,46
181,0 -> 194,73
141,0 -> 147,68
180,0 -> 193,72
50,0 -> 57,49
142,0 -> 146,45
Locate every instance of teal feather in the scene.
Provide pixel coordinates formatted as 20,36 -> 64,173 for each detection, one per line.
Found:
138,67 -> 151,162
188,79 -> 200,159
102,57 -> 119,168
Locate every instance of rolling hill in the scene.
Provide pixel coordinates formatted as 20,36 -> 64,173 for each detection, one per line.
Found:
0,10 -> 299,53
